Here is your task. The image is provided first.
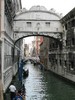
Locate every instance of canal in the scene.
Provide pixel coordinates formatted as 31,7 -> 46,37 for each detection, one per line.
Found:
23,62 -> 75,100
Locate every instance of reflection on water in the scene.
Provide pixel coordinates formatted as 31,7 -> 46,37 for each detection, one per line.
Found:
23,62 -> 75,100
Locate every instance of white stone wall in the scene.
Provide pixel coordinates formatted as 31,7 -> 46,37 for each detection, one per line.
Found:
15,12 -> 60,20
3,67 -> 12,92
1,0 -> 22,92
4,16 -> 13,39
14,10 -> 63,41
14,20 -> 62,32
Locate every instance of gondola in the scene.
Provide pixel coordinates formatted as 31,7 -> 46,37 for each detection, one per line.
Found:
23,69 -> 29,78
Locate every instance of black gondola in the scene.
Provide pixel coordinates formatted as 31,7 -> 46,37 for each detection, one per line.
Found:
23,69 -> 29,78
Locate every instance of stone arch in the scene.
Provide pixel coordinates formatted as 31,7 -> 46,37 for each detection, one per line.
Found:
13,5 -> 63,42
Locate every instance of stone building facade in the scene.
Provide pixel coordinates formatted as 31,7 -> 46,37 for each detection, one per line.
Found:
40,7 -> 75,83
61,8 -> 75,72
1,0 -> 22,92
40,37 -> 49,68
34,36 -> 43,56
60,8 -> 75,76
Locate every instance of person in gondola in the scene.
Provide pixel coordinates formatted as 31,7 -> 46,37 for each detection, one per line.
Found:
15,84 -> 26,100
15,90 -> 23,100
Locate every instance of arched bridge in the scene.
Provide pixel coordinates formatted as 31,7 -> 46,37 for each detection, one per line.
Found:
13,6 -> 63,42
24,56 -> 45,70
24,56 -> 40,63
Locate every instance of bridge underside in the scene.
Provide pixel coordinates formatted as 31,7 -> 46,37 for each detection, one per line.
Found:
14,31 -> 62,42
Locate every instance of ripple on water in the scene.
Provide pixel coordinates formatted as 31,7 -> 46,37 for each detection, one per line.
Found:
24,63 -> 75,100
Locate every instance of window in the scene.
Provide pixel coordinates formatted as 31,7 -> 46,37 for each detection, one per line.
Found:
26,22 -> 31,27
4,40 -> 13,69
71,19 -> 75,27
71,61 -> 74,68
68,21 -> 71,28
65,60 -> 66,66
45,22 -> 50,27
65,24 -> 67,30
72,38 -> 74,45
56,59 -> 57,64
60,59 -> 61,65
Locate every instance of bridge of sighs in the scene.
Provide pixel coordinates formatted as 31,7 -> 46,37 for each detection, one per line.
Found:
13,6 -> 63,43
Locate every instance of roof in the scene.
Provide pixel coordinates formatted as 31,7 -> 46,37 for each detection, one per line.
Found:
29,5 -> 47,11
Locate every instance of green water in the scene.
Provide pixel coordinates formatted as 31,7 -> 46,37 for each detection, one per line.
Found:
24,62 -> 75,100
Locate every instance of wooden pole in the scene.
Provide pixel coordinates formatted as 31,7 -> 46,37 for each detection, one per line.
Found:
0,80 -> 3,100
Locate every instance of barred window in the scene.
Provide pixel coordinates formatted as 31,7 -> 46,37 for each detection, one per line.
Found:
45,22 -> 50,27
26,22 -> 32,27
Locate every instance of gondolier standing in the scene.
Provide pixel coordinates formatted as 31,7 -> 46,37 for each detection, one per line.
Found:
9,82 -> 16,100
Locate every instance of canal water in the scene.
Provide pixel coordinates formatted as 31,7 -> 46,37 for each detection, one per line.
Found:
23,62 -> 75,100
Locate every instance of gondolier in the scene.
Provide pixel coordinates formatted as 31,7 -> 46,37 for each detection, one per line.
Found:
9,82 -> 16,100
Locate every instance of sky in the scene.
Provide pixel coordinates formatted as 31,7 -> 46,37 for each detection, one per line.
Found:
21,0 -> 75,16
24,37 -> 34,44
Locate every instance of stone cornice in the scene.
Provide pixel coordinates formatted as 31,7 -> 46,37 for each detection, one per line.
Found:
60,7 -> 75,23
14,19 -> 60,21
15,10 -> 61,19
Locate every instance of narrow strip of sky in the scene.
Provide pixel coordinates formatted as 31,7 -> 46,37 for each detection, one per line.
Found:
21,0 -> 75,16
24,37 -> 34,44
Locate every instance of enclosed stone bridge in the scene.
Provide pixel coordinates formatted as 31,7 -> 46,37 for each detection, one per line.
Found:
13,6 -> 63,42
